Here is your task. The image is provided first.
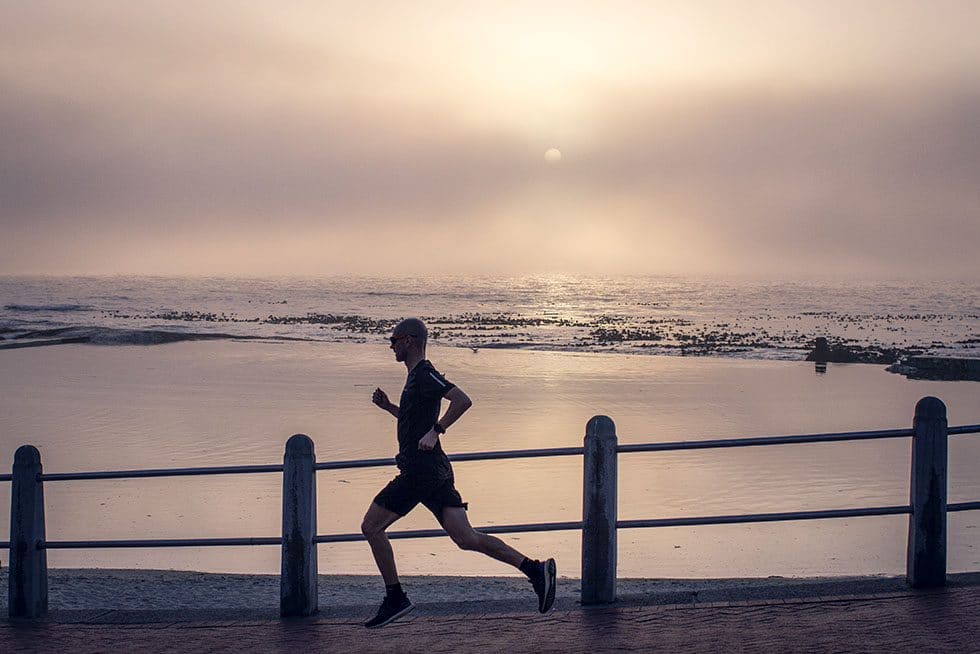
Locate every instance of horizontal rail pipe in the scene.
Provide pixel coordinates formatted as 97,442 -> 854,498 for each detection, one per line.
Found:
40,464 -> 285,482
314,456 -> 395,471
617,505 -> 912,529
1,424 -> 975,484
41,537 -> 282,549
316,447 -> 587,471
618,429 -> 914,453
948,501 -> 980,512
318,521 -> 586,543
24,502 -> 974,552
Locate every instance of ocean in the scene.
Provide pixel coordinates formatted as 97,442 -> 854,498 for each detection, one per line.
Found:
0,275 -> 978,578
2,275 -> 977,359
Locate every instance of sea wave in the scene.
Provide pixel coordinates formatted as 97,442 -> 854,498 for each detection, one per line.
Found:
87,328 -> 234,345
0,326 -> 320,349
5,303 -> 94,312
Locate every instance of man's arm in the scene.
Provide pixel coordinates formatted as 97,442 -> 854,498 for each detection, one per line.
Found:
437,386 -> 472,430
372,387 -> 399,419
418,386 -> 472,451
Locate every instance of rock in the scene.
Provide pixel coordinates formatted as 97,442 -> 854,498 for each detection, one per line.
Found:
806,337 -> 833,362
887,356 -> 980,381
805,337 -> 906,364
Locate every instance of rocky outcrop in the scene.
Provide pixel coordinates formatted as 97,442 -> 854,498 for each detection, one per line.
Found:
805,337 -> 907,364
887,356 -> 980,381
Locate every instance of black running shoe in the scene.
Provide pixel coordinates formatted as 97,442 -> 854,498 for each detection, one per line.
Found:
528,558 -> 557,613
364,594 -> 414,628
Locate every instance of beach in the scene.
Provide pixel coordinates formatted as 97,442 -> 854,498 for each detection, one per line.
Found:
1,338 -> 979,580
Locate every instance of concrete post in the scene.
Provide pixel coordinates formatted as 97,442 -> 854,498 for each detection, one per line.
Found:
582,415 -> 617,604
907,396 -> 948,588
281,434 -> 318,616
9,445 -> 48,618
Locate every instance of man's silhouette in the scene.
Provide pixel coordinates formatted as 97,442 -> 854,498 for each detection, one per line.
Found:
361,318 -> 556,628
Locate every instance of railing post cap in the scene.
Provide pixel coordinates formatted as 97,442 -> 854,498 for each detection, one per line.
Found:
14,444 -> 41,465
586,415 -> 616,441
285,434 -> 315,457
914,396 -> 947,419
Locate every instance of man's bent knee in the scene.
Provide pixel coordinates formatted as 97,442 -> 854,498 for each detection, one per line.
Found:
362,503 -> 400,540
450,529 -> 482,552
362,515 -> 391,540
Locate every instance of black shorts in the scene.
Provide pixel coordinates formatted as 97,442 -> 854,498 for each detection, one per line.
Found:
373,472 -> 468,525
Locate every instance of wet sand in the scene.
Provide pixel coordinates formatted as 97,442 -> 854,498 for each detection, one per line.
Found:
2,340 -> 978,578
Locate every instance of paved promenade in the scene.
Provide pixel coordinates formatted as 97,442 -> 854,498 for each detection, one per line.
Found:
4,577 -> 980,653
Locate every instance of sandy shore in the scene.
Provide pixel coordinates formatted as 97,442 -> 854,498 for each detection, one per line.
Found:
3,340 -> 979,579
0,568 -> 942,612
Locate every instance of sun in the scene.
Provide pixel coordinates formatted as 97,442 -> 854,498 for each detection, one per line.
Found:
544,148 -> 562,163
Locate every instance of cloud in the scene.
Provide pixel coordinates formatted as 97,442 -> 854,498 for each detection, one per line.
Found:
0,7 -> 539,229
1,3 -> 978,277
571,81 -> 980,275
0,79 -> 536,226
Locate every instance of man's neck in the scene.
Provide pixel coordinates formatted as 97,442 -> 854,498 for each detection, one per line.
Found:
404,352 -> 425,372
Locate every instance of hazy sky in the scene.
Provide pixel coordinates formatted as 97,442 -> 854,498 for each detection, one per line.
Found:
2,1 -> 978,278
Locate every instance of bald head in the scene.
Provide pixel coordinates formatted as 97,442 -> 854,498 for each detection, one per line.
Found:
394,317 -> 428,350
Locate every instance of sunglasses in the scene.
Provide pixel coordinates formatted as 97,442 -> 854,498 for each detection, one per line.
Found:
389,334 -> 415,345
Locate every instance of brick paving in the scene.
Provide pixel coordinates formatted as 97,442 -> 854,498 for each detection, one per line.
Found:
4,582 -> 980,653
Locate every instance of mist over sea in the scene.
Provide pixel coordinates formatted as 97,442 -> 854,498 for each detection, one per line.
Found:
1,275 -> 978,578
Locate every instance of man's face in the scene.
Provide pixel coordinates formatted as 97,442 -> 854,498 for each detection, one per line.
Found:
389,332 -> 413,362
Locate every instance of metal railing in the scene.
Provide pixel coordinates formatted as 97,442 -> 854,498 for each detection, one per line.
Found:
4,395 -> 979,618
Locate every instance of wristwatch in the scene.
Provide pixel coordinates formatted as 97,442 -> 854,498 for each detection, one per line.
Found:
433,422 -> 446,434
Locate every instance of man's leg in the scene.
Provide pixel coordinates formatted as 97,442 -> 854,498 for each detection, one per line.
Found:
440,506 -> 525,567
441,506 -> 557,613
361,502 -> 403,585
361,502 -> 416,628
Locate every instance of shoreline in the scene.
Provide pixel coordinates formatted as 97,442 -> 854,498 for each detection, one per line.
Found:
3,306 -> 978,364
3,327 -> 978,382
5,568 -> 979,612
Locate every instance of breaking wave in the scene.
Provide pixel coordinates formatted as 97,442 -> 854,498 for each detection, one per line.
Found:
0,326 -> 318,349
5,303 -> 94,312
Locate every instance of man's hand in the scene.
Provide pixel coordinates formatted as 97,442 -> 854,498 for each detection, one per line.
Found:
373,388 -> 399,418
372,388 -> 391,410
418,429 -> 439,451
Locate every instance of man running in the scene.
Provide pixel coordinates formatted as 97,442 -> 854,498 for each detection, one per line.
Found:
361,317 -> 556,628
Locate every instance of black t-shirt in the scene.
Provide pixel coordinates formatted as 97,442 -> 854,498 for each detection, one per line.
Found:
395,360 -> 456,479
